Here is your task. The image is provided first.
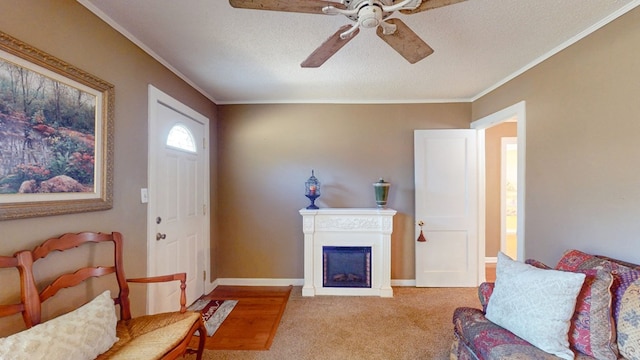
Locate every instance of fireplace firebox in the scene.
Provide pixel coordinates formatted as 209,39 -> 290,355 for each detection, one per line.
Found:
323,246 -> 371,288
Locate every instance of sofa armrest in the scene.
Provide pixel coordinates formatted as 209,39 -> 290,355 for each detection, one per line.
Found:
478,282 -> 494,312
127,273 -> 188,313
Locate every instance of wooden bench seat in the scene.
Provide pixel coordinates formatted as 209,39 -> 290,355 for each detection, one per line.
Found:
0,232 -> 205,360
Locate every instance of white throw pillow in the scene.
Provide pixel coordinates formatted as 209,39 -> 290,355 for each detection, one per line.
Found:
486,252 -> 585,360
0,290 -> 118,360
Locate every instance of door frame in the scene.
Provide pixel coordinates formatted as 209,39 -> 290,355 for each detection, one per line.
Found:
147,84 -> 212,313
471,101 -> 526,269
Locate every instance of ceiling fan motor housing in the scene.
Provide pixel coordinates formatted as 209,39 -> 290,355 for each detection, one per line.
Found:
359,5 -> 383,28
344,0 -> 394,22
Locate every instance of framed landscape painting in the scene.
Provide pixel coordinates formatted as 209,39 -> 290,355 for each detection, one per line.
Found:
0,31 -> 114,220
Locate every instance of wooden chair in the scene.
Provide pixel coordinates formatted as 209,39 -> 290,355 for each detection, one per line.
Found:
0,251 -> 39,329
5,232 -> 206,359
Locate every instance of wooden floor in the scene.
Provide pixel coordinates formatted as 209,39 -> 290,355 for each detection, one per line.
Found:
189,285 -> 292,351
486,263 -> 496,282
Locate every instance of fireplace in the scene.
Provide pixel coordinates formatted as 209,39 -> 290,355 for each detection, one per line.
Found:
323,246 -> 371,288
299,208 -> 396,297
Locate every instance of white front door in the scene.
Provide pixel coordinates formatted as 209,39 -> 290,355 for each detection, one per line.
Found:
148,86 -> 209,314
414,130 -> 479,287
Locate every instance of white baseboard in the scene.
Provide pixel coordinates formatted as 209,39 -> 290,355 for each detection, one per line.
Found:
205,280 -> 217,294
215,278 -> 304,286
212,278 -> 417,287
391,279 -> 416,286
209,260 -> 501,290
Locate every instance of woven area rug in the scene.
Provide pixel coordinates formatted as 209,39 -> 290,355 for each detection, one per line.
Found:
188,299 -> 238,336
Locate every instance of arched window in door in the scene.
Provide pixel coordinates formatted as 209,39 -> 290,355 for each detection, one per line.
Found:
166,124 -> 197,153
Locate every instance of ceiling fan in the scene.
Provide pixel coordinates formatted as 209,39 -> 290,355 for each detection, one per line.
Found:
228,0 -> 467,68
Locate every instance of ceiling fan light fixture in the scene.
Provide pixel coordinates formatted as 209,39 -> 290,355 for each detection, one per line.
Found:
358,5 -> 383,28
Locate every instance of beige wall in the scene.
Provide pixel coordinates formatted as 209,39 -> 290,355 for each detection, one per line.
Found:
473,6 -> 640,266
485,122 -> 517,257
0,0 -> 218,334
217,103 -> 470,280
217,5 -> 640,275
1,0 -> 639,337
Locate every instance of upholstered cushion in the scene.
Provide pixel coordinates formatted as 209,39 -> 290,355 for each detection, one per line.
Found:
568,268 -> 617,359
486,252 -> 585,360
96,310 -> 201,360
618,279 -> 640,360
452,307 -> 601,360
0,290 -> 117,360
453,307 -> 563,359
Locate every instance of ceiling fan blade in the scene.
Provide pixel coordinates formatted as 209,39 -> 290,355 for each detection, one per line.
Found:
399,0 -> 467,15
229,0 -> 345,15
376,18 -> 434,64
301,25 -> 359,68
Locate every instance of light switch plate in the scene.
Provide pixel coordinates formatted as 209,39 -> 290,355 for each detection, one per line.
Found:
140,188 -> 149,203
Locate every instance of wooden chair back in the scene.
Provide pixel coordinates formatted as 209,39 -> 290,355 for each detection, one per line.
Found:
30,231 -> 134,322
0,251 -> 40,328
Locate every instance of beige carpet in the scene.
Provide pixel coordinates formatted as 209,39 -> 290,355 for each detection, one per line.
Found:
186,286 -> 480,360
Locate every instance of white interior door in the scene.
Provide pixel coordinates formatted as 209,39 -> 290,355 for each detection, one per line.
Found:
148,86 -> 209,314
414,129 -> 479,287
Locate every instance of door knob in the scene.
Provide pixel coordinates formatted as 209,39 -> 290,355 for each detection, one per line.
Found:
156,233 -> 166,241
417,221 -> 427,242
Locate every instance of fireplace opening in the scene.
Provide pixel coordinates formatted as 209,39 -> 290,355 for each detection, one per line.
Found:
323,246 -> 371,288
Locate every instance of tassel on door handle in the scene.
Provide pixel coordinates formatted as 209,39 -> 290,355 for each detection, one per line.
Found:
417,221 -> 427,242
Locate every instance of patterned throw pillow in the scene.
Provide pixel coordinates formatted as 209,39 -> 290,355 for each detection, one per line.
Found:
486,252 -> 585,360
556,249 -> 640,322
525,258 -> 552,269
568,268 -> 617,359
618,279 -> 640,360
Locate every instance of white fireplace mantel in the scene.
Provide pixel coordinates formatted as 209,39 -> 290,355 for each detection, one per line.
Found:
299,208 -> 397,297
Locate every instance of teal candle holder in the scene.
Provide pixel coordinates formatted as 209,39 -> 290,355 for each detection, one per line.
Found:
373,178 -> 390,208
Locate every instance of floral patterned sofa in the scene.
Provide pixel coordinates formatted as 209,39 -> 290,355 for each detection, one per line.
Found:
451,250 -> 640,360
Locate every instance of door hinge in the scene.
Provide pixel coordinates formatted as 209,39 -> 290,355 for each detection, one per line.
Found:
203,270 -> 206,281
202,137 -> 206,150
202,204 -> 207,215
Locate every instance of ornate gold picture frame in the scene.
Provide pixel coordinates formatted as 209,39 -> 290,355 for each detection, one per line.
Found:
0,31 -> 114,220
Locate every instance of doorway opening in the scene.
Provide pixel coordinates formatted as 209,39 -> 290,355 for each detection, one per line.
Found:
501,137 -> 518,259
471,101 -> 526,281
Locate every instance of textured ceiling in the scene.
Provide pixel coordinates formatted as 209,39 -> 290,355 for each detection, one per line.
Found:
78,0 -> 639,104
